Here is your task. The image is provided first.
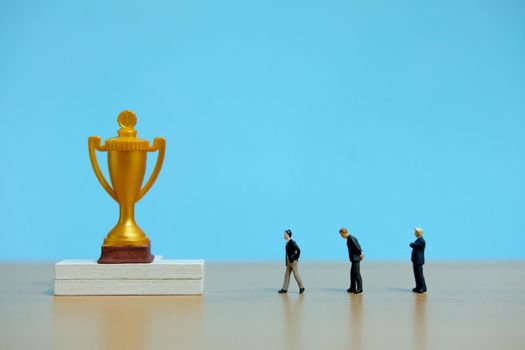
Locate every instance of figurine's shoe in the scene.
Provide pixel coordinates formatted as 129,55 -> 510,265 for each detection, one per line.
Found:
347,288 -> 356,293
354,289 -> 363,294
278,289 -> 288,294
415,289 -> 427,294
299,288 -> 305,294
412,288 -> 418,292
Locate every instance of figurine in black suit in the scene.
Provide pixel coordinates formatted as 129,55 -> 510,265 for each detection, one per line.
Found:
339,228 -> 363,294
278,230 -> 305,294
410,228 -> 427,293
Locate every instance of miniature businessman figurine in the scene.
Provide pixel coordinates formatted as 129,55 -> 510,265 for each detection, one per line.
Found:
339,228 -> 364,294
410,227 -> 427,293
278,229 -> 305,294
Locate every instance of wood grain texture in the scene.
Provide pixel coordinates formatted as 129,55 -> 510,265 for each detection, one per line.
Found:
55,258 -> 205,280
54,279 -> 204,295
2,262 -> 525,350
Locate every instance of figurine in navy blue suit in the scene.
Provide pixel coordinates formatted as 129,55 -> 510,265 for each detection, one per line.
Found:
339,228 -> 364,294
410,228 -> 427,293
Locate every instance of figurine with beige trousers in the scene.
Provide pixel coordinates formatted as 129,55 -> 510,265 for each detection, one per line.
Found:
278,229 -> 305,294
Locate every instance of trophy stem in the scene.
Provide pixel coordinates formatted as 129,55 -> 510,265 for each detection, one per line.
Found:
98,203 -> 154,264
118,203 -> 137,226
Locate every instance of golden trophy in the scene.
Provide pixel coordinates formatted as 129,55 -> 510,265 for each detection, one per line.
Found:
88,110 -> 166,263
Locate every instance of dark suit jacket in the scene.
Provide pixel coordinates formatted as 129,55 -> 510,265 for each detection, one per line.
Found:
410,237 -> 426,265
347,235 -> 362,262
285,239 -> 301,263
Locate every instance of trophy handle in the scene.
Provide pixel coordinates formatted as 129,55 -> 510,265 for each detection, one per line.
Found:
88,136 -> 118,202
136,137 -> 166,203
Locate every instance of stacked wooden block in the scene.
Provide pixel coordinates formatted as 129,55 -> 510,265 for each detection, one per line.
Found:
54,257 -> 204,295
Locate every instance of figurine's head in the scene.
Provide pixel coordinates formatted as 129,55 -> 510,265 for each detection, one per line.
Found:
414,227 -> 423,238
284,229 -> 292,240
339,227 -> 349,239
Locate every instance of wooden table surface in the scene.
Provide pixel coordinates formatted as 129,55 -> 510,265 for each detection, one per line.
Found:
1,261 -> 524,350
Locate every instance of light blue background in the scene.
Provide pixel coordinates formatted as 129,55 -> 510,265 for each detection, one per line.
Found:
1,0 -> 524,261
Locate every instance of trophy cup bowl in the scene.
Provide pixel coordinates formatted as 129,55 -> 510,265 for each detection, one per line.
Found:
88,110 -> 166,263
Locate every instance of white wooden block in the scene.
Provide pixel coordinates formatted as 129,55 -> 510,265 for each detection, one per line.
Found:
54,279 -> 203,295
55,257 -> 205,280
54,257 -> 205,295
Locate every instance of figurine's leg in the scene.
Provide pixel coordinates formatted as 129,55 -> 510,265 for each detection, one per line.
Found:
350,262 -> 356,291
419,265 -> 427,291
290,261 -> 304,289
354,261 -> 362,291
413,263 -> 421,290
282,264 -> 292,290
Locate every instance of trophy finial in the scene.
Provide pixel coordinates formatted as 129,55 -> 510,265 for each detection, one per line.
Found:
118,110 -> 137,128
117,110 -> 138,137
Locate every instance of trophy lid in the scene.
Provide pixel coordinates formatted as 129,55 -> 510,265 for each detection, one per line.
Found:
104,111 -> 151,151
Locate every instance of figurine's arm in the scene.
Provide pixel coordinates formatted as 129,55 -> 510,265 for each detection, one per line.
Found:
290,241 -> 300,260
410,240 -> 425,248
353,237 -> 362,254
347,240 -> 352,260
355,238 -> 364,259
285,243 -> 292,261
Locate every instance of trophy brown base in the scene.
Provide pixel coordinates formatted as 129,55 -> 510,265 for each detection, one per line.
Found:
98,245 -> 154,264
